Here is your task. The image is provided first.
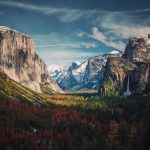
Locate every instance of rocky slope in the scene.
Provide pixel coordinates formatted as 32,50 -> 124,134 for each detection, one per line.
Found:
0,69 -> 45,104
100,35 -> 150,96
0,26 -> 62,93
49,51 -> 121,91
48,64 -> 68,85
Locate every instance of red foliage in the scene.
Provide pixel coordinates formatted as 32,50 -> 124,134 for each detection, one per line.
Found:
0,127 -> 53,149
0,100 -> 122,149
106,120 -> 119,144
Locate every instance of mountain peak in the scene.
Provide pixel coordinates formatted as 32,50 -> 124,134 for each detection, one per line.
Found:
107,50 -> 120,55
0,26 -> 30,38
123,34 -> 150,62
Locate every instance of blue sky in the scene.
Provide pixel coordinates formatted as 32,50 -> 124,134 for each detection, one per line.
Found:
0,0 -> 150,65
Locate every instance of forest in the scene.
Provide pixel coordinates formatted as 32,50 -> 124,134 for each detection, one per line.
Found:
0,92 -> 149,150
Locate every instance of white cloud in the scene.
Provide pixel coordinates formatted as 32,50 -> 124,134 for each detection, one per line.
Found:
0,1 -> 97,22
77,10 -> 150,50
100,12 -> 150,39
80,27 -> 126,50
0,0 -> 149,25
2,0 -> 150,51
81,42 -> 97,48
110,26 -> 150,38
36,42 -> 97,49
91,27 -> 106,42
37,49 -> 100,65
31,33 -> 97,49
77,32 -> 85,37
106,41 -> 126,50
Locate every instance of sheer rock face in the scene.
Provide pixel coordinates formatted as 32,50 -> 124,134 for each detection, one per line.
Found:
122,36 -> 150,93
123,36 -> 150,62
0,26 -> 62,93
99,57 -> 135,96
130,62 -> 150,93
100,35 -> 150,96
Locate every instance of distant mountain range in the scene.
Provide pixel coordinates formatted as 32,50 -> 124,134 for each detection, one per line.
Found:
48,50 -> 122,91
49,34 -> 150,96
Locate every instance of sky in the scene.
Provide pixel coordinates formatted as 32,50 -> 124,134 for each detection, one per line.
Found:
0,0 -> 150,65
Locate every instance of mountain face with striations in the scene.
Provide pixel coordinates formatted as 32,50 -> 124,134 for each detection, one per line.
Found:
0,26 -> 62,93
122,36 -> 150,62
48,64 -> 68,85
99,35 -> 150,96
48,34 -> 150,96
48,51 -> 122,91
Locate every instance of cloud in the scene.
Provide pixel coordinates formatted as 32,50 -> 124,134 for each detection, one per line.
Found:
0,0 -> 149,24
81,42 -> 97,48
79,27 -> 126,50
37,49 -> 100,65
0,1 -> 97,22
31,32 -> 97,49
91,27 -> 106,42
2,0 -> 150,51
100,12 -> 150,39
77,10 -> 150,50
77,32 -> 85,38
36,42 -> 97,49
109,26 -> 150,38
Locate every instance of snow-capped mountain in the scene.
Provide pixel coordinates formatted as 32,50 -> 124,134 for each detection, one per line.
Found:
48,64 -> 68,85
48,50 -> 122,91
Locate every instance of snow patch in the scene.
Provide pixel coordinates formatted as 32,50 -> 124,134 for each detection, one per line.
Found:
48,64 -> 67,84
107,50 -> 120,55
0,26 -> 31,37
142,49 -> 147,52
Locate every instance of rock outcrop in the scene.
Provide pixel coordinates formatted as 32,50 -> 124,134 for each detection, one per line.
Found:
130,62 -> 150,93
99,57 -> 135,96
100,35 -> 150,96
0,26 -> 62,93
123,36 -> 150,62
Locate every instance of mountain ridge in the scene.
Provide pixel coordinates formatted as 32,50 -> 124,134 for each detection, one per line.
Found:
48,50 -> 122,91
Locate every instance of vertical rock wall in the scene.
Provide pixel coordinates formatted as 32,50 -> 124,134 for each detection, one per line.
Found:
0,26 -> 62,93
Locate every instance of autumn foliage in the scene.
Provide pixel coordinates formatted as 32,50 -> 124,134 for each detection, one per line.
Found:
0,93 -> 150,150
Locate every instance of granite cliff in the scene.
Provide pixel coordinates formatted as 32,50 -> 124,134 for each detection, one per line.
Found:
0,26 -> 62,93
99,35 -> 150,96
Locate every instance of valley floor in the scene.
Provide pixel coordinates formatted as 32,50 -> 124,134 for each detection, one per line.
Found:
0,91 -> 150,150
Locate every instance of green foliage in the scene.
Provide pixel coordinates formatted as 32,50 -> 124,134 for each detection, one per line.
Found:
40,83 -> 55,95
121,65 -> 134,75
0,92 -> 150,149
103,79 -> 118,96
0,70 -> 45,104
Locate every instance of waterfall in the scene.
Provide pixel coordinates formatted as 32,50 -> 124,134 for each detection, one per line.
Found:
123,74 -> 131,96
